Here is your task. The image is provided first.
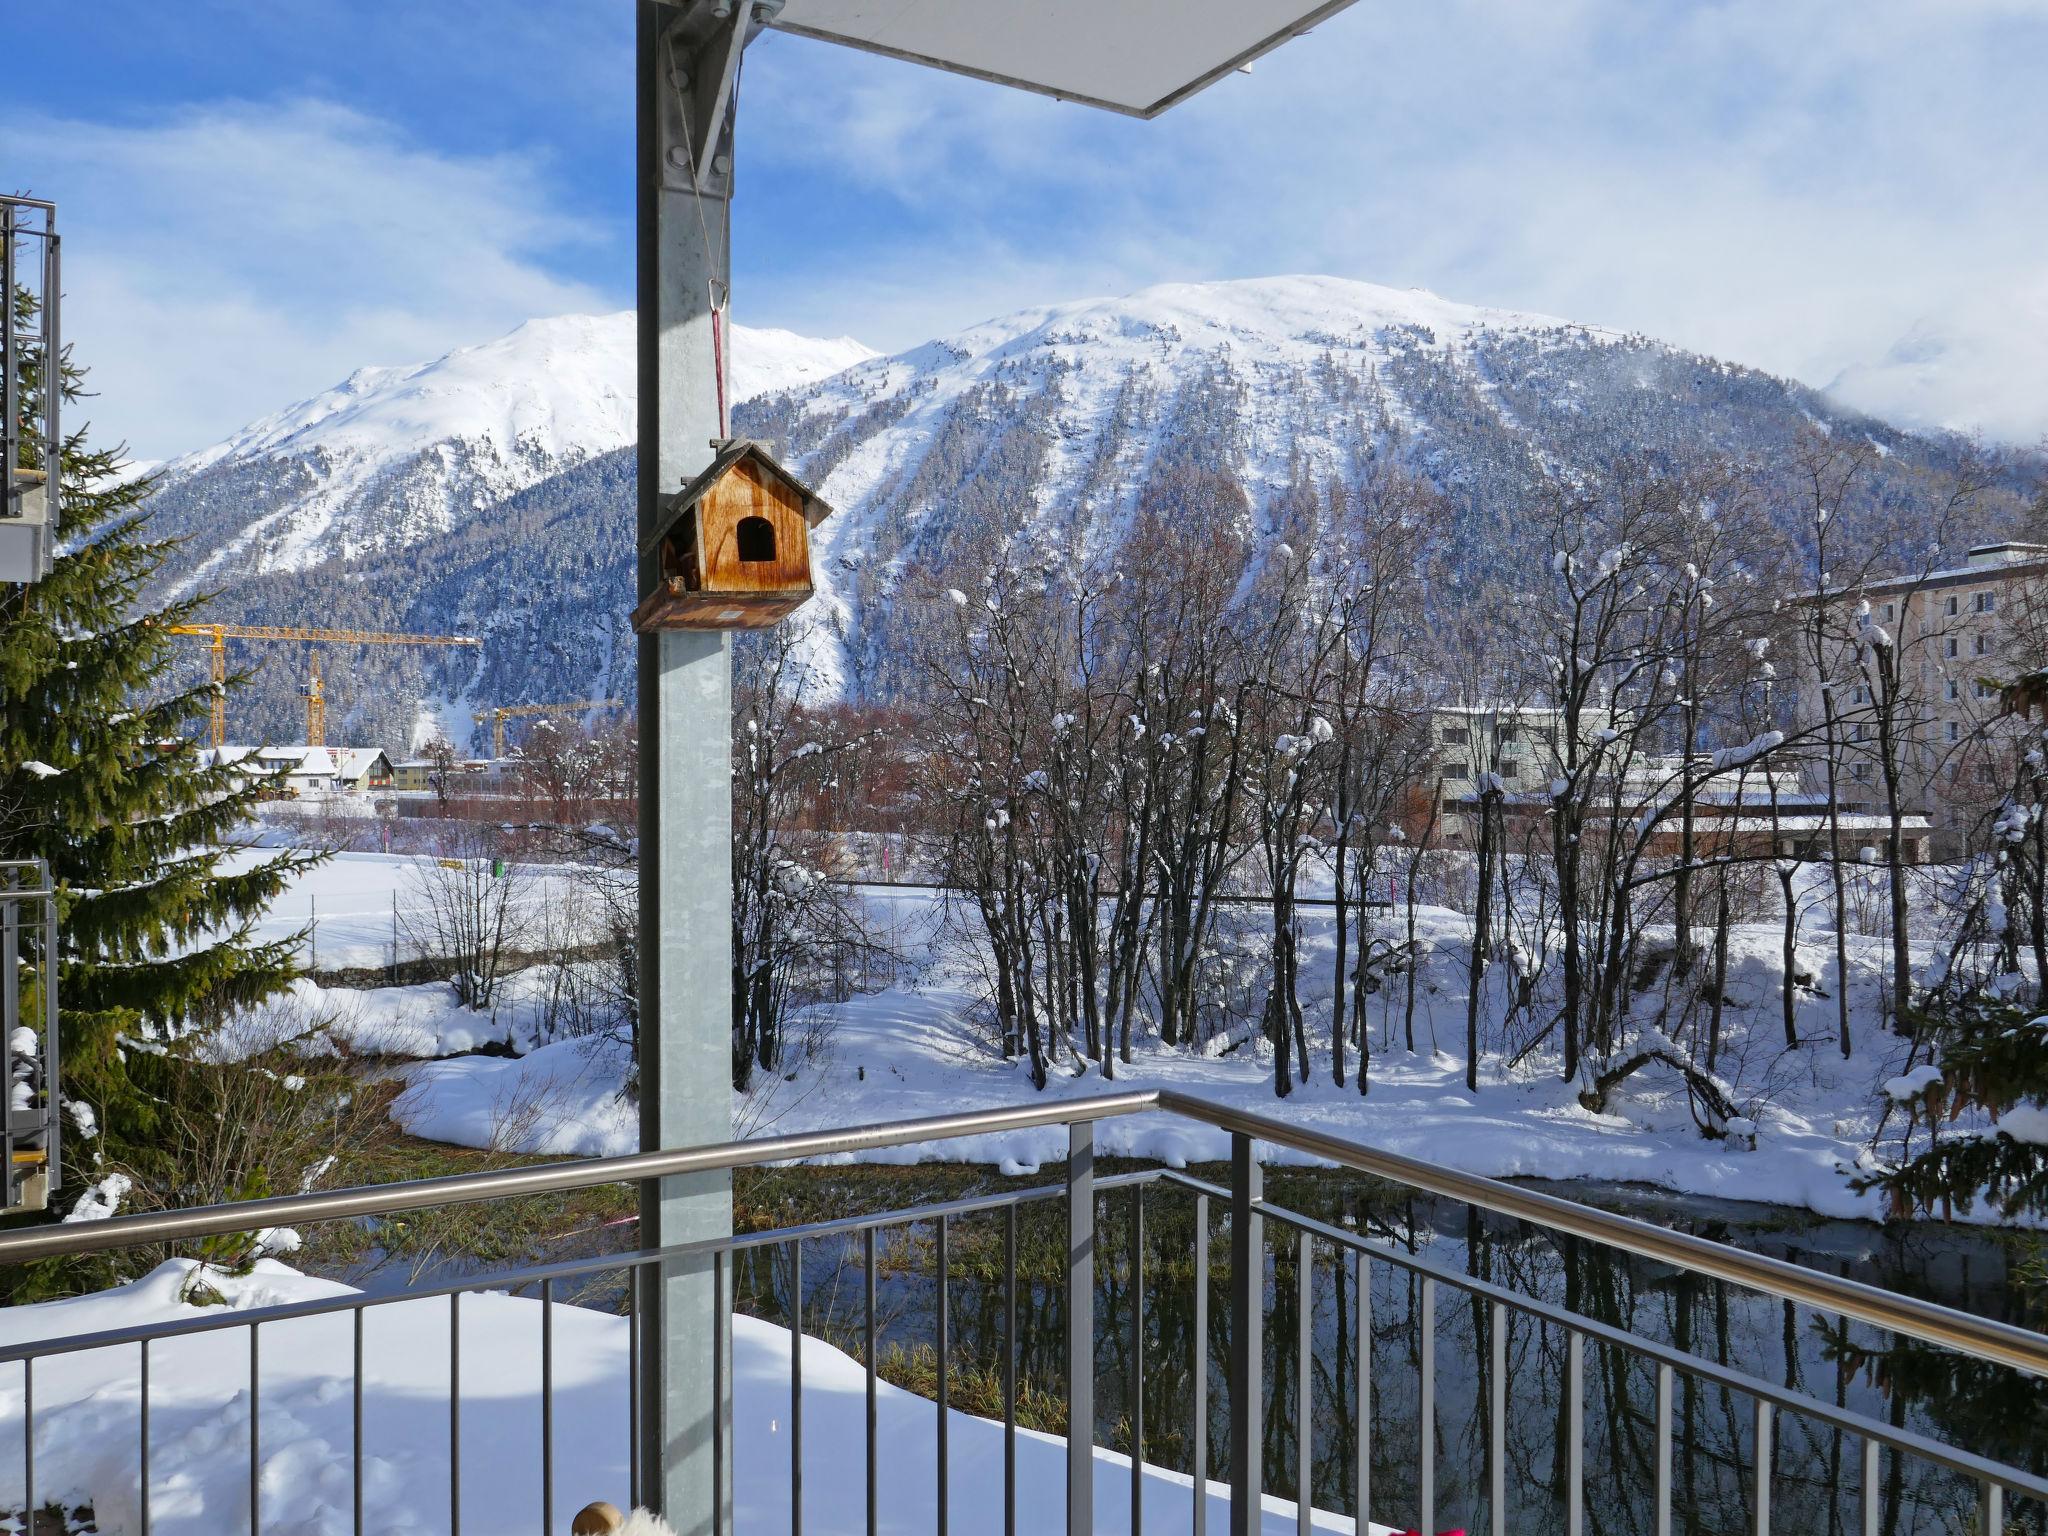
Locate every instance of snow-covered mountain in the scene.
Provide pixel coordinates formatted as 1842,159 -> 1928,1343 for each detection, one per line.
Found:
146,312 -> 874,595
145,276 -> 2022,748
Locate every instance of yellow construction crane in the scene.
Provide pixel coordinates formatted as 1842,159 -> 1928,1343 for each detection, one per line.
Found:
474,699 -> 624,759
166,624 -> 483,748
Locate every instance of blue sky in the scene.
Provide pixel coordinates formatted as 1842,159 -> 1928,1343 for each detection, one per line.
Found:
7,1 -> 2048,458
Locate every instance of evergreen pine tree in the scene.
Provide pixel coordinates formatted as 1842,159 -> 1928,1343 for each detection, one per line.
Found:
1869,991 -> 2048,1221
3,295 -> 320,1212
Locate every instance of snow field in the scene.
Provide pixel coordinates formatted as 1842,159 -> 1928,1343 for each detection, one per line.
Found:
377,880 -> 1970,1222
0,1261 -> 1389,1536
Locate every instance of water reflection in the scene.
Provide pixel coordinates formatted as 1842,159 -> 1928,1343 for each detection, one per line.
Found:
732,1172 -> 2044,1536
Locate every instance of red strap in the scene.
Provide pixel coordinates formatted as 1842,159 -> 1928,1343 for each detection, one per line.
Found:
711,306 -> 729,439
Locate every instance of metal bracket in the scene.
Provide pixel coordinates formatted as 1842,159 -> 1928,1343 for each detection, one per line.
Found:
658,0 -> 782,199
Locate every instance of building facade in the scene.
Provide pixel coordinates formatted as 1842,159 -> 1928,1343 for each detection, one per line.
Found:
1796,541 -> 2048,852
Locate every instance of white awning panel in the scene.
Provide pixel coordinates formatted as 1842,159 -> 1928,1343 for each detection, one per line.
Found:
767,0 -> 1359,118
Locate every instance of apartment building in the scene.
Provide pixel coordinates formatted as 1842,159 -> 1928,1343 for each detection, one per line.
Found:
1796,540 -> 2048,850
1425,703 -> 1612,844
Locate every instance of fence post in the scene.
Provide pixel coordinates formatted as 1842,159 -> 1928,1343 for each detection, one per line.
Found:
1067,1120 -> 1095,1536
1229,1132 -> 1263,1536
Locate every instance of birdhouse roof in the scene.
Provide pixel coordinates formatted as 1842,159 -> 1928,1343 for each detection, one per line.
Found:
643,438 -> 833,557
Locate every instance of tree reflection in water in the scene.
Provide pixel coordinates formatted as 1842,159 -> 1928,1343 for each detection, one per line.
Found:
731,1169 -> 2044,1535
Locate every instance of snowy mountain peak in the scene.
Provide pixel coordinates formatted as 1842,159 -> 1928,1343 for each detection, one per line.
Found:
149,312 -> 875,582
959,273 -> 1580,354
169,311 -> 874,482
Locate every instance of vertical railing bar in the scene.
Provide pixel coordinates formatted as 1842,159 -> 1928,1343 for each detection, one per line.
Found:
1005,1203 -> 1018,1536
629,1268 -> 643,1509
1296,1233 -> 1311,1536
790,1237 -> 803,1536
1489,1299 -> 1506,1536
542,1278 -> 555,1536
1228,1134 -> 1263,1536
1752,1400 -> 1771,1536
1566,1331 -> 1583,1536
1354,1254 -> 1369,1536
1068,1119 -> 1096,1536
140,1339 -> 152,1536
938,1214 -> 950,1536
1860,1438 -> 1879,1536
450,1292 -> 461,1536
1418,1277 -> 1435,1536
714,1250 -> 727,1536
353,1307 -> 364,1536
250,1322 -> 261,1536
1132,1188 -> 1144,1536
1192,1192 -> 1209,1536
866,1225 -> 878,1536
1654,1361 -> 1672,1536
23,1356 -> 33,1528
1983,1480 -> 2004,1534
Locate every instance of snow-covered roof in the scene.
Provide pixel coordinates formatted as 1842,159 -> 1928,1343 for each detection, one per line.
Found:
254,746 -> 338,777
330,748 -> 390,778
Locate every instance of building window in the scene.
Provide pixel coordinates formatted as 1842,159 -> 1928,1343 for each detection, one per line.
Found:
1852,762 -> 1872,783
1882,602 -> 1897,622
1498,724 -> 1521,744
1946,637 -> 1960,658
1947,720 -> 1961,742
1442,761 -> 1469,780
1945,595 -> 1959,617
1976,680 -> 1996,699
1498,761 -> 1520,781
1441,726 -> 1469,746
1947,679 -> 1960,701
1976,590 -> 1997,613
1975,634 -> 1990,656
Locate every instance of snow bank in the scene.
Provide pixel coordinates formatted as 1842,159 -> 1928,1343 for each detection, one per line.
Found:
0,1260 -> 1388,1536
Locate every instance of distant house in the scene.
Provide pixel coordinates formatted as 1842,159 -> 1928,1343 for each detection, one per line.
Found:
389,759 -> 436,793
329,748 -> 394,792
195,744 -> 339,799
252,746 -> 338,798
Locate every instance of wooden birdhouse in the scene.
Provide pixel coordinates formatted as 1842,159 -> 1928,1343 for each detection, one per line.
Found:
632,439 -> 831,632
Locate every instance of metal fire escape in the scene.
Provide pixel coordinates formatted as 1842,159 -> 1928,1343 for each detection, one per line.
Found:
1,196 -> 60,586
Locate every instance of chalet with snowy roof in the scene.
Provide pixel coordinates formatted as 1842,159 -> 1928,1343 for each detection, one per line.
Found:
329,748 -> 394,791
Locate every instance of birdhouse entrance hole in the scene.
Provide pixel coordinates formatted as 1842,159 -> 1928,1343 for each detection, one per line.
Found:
736,516 -> 776,563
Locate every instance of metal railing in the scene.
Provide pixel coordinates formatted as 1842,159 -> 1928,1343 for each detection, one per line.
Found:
0,860 -> 59,1212
0,1089 -> 2040,1536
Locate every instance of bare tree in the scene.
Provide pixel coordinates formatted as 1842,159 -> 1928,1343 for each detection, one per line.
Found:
400,823 -> 532,1010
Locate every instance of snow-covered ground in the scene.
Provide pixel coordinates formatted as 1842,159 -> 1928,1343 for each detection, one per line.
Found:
214,848 -> 611,972
0,1259 -> 1388,1536
363,877 -> 1977,1223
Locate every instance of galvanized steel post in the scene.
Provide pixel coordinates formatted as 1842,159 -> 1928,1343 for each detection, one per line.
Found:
636,3 -> 742,1531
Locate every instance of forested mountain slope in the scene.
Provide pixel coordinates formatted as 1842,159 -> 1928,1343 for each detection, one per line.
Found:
143,276 -> 2023,747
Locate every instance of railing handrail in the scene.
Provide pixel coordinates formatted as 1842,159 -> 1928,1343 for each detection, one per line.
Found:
1153,1090 -> 2048,1380
6,1086 -> 2042,1380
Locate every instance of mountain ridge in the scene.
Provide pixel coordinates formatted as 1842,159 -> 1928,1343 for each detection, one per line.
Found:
138,275 -> 2025,750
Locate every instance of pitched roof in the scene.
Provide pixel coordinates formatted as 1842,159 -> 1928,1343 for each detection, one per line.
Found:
330,748 -> 390,778
641,437 -> 835,556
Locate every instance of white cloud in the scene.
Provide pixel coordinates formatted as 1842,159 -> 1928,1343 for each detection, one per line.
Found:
4,100 -> 622,460
740,0 -> 2048,440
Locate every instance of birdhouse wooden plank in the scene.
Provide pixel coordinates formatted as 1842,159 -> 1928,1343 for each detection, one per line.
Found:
632,439 -> 832,632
